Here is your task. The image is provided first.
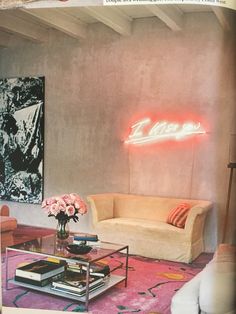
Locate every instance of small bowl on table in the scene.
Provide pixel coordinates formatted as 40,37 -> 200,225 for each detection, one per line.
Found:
66,243 -> 92,255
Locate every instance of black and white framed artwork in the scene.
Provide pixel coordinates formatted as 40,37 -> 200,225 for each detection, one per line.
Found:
0,76 -> 44,204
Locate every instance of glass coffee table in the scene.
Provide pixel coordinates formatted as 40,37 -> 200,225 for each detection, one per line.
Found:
5,233 -> 129,311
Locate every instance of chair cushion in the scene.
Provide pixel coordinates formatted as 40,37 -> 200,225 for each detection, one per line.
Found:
167,203 -> 190,228
0,216 -> 17,232
199,262 -> 236,314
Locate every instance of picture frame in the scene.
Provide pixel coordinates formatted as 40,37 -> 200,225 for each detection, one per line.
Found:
0,76 -> 44,204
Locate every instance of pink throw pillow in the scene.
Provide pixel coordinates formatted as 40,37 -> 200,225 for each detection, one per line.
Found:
167,203 -> 191,228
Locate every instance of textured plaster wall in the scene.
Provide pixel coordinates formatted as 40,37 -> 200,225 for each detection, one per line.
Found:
0,12 -> 235,251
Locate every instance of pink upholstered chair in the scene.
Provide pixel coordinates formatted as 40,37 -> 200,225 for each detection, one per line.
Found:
0,205 -> 17,251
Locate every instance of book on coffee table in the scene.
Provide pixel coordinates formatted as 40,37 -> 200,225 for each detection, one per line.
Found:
73,233 -> 98,242
72,239 -> 101,247
15,260 -> 65,281
14,272 -> 64,287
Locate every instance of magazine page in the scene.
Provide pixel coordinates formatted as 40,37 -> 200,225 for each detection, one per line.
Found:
0,0 -> 235,314
103,0 -> 236,10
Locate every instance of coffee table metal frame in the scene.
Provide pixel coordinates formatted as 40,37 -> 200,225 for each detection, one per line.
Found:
5,234 -> 129,311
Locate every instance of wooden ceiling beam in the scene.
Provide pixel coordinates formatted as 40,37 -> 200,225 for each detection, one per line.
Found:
21,8 -> 87,39
82,7 -> 132,36
211,6 -> 231,31
0,11 -> 48,42
146,5 -> 183,31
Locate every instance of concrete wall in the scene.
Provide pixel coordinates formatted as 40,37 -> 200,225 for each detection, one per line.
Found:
0,12 -> 235,252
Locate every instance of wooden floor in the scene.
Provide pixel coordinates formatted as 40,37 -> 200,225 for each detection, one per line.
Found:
12,224 -> 55,245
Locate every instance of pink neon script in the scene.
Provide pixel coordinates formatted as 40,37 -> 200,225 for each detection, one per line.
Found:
125,118 -> 206,145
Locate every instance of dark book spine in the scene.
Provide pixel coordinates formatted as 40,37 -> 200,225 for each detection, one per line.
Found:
15,272 -> 64,287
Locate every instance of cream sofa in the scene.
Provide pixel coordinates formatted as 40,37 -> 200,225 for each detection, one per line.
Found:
87,193 -> 212,263
171,244 -> 236,314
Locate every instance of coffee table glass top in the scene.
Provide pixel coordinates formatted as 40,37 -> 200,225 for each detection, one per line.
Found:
7,234 -> 127,264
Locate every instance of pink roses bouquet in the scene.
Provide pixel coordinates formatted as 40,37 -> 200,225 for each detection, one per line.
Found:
42,193 -> 87,222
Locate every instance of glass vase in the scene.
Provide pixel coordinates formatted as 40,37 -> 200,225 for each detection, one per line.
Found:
56,219 -> 69,240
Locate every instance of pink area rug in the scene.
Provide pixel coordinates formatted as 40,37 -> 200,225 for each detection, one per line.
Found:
1,251 -> 212,314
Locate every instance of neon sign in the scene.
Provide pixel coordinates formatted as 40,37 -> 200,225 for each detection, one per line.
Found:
125,118 -> 205,145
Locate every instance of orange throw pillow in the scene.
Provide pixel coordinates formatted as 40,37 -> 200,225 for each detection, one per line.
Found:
167,203 -> 191,228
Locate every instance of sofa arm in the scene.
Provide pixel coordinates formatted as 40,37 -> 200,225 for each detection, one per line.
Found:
87,194 -> 115,227
199,262 -> 236,314
184,202 -> 212,240
171,271 -> 202,314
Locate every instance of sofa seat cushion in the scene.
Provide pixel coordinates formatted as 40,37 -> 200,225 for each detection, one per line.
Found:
96,218 -> 192,261
97,217 -> 188,241
0,216 -> 17,232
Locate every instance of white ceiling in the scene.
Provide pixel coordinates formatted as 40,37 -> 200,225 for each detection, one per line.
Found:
0,2 -> 233,48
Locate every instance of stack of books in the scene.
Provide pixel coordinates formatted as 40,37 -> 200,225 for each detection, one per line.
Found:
51,269 -> 106,297
14,260 -> 65,287
67,261 -> 110,278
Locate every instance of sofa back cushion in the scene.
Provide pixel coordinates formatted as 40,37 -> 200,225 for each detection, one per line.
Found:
114,194 -> 198,222
88,194 -> 114,221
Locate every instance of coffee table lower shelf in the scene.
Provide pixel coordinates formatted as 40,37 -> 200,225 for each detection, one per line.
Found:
9,274 -> 125,302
